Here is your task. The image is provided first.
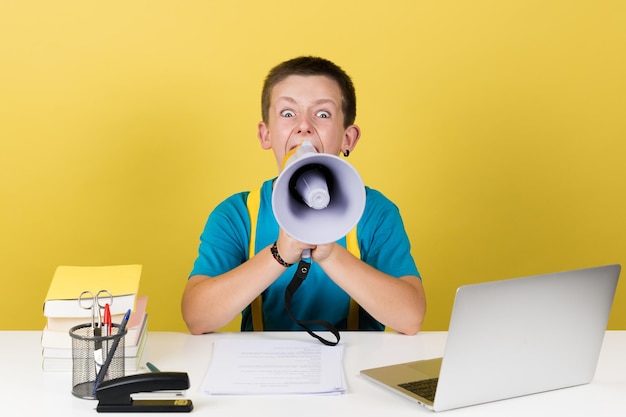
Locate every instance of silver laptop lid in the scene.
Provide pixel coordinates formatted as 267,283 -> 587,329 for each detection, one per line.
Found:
433,264 -> 620,411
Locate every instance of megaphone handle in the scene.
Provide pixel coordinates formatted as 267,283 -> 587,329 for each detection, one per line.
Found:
301,248 -> 312,260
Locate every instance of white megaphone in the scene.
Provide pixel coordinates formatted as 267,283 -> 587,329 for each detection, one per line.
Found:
272,141 -> 366,245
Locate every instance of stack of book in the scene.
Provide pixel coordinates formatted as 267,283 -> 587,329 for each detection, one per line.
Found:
41,265 -> 148,372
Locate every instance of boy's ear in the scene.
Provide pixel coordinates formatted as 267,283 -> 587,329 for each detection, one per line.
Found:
342,124 -> 361,153
257,122 -> 272,150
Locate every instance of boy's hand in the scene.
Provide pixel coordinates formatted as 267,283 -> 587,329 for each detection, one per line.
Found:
276,229 -> 315,265
276,230 -> 338,265
310,243 -> 335,263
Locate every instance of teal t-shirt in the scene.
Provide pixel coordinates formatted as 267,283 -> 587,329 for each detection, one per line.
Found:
190,179 -> 420,331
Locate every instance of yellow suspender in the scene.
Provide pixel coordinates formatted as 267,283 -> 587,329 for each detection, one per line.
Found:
345,228 -> 360,331
247,187 -> 360,331
247,188 -> 264,331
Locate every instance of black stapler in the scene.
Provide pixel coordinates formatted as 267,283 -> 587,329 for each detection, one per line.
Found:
96,372 -> 193,413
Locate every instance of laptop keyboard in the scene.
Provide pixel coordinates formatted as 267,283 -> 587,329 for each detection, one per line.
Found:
398,378 -> 439,402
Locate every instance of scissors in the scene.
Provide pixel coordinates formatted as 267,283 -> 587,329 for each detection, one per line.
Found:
78,290 -> 113,373
78,290 -> 113,330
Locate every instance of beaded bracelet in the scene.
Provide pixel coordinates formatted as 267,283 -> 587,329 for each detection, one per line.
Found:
271,241 -> 294,267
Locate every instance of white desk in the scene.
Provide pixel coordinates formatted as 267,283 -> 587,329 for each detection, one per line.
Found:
1,331 -> 625,416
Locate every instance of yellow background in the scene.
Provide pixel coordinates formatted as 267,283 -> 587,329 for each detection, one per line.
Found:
1,1 -> 625,331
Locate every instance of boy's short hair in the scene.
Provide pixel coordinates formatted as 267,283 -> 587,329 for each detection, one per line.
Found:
261,56 -> 357,128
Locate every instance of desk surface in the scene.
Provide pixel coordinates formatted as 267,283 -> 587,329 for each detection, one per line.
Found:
1,331 -> 625,416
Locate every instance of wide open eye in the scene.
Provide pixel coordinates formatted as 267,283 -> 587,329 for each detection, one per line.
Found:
281,109 -> 296,117
316,110 -> 330,118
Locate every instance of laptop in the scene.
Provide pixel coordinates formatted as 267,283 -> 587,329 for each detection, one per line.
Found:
361,264 -> 621,412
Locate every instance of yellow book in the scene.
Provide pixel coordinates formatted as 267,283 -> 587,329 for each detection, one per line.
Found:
43,265 -> 141,318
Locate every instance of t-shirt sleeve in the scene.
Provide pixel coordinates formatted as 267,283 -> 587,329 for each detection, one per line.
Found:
359,188 -> 420,279
189,192 -> 250,278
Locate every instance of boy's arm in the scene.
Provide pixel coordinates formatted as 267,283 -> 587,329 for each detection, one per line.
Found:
315,244 -> 426,335
181,244 -> 287,334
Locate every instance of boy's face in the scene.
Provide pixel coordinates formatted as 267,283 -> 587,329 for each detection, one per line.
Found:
258,75 -> 360,173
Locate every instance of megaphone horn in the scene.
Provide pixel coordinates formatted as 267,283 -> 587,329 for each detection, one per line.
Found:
272,141 -> 366,245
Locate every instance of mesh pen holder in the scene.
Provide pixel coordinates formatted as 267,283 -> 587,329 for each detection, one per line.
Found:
69,323 -> 127,399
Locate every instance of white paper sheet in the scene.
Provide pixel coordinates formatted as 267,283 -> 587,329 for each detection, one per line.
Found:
201,339 -> 346,395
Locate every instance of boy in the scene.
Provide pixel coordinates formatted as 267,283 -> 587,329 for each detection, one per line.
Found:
182,56 -> 426,335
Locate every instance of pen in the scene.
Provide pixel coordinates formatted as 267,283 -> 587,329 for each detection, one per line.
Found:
92,308 -> 131,395
146,362 -> 161,373
103,303 -> 111,337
